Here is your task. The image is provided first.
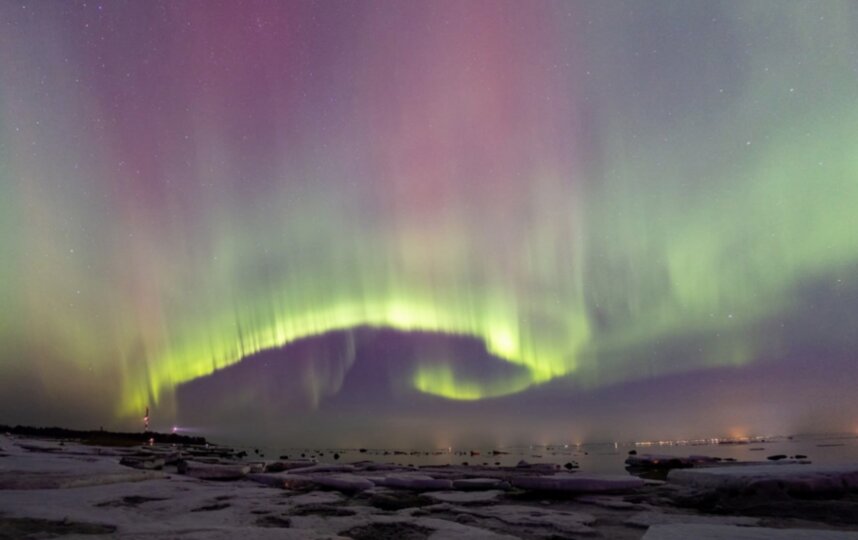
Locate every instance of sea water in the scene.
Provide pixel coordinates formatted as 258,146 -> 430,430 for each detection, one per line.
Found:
219,433 -> 858,475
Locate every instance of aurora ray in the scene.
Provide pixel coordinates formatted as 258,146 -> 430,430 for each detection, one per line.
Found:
0,1 -> 856,435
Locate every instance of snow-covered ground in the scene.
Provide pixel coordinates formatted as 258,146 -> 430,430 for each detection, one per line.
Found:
2,435 -> 858,539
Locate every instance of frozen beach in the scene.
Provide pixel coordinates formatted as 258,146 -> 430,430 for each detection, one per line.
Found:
2,433 -> 858,539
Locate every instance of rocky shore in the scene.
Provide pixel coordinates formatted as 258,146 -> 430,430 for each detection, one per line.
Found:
1,434 -> 857,539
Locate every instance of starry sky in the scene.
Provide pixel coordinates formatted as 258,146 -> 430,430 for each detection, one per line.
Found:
1,1 -> 857,445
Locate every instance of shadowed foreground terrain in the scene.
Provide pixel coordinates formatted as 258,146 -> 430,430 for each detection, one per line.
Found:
2,434 -> 858,539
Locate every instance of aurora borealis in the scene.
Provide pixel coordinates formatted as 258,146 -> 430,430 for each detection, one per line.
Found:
1,1 -> 857,442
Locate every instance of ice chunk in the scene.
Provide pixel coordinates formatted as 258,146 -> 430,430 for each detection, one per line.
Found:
512,473 -> 644,493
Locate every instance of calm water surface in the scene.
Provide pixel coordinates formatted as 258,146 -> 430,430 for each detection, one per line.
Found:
221,434 -> 858,475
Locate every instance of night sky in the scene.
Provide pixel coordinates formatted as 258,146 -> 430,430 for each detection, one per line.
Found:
1,1 -> 857,445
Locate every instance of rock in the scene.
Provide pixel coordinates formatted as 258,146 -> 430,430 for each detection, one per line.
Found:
768,454 -> 788,461
625,454 -> 720,470
265,459 -> 317,472
512,473 -> 645,493
263,462 -> 288,473
514,461 -> 557,472
629,450 -> 638,455
563,461 -> 578,470
642,524 -> 858,539
625,510 -> 760,528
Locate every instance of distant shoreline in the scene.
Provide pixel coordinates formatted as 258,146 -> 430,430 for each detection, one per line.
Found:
0,424 -> 208,447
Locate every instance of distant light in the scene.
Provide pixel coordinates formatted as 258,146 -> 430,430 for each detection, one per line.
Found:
172,426 -> 178,433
